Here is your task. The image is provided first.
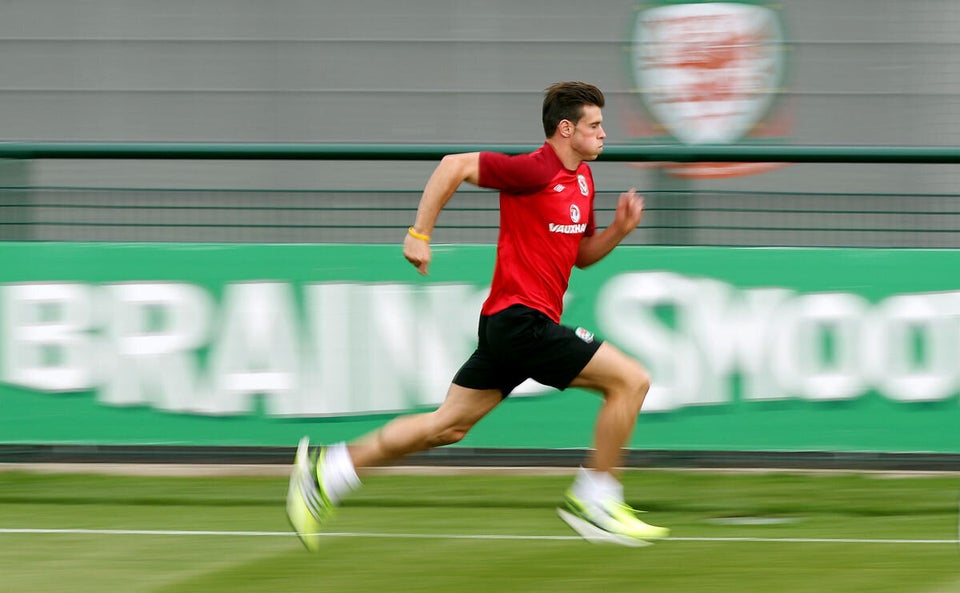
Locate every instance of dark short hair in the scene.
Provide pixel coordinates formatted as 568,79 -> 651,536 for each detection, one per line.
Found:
542,82 -> 606,137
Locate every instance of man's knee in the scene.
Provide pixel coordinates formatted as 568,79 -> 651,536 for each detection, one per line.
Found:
624,364 -> 651,406
428,426 -> 469,447
425,414 -> 472,447
602,361 -> 650,412
633,365 -> 652,396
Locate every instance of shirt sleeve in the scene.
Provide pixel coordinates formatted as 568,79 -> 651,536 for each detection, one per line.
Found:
478,151 -> 557,193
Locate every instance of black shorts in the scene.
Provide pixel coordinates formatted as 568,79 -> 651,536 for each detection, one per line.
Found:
453,304 -> 603,397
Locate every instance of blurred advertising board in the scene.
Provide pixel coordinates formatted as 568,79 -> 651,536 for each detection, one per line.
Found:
0,243 -> 957,453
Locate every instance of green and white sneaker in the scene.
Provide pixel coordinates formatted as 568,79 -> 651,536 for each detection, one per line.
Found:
558,490 -> 669,547
286,437 -> 336,552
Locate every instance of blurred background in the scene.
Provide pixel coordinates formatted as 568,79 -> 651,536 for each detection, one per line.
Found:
2,0 -> 960,246
1,0 -> 959,466
1,8 -> 957,593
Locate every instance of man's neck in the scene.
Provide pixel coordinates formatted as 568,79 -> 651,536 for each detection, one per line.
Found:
546,138 -> 583,171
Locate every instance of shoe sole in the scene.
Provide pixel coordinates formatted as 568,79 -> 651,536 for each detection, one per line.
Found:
557,507 -> 653,547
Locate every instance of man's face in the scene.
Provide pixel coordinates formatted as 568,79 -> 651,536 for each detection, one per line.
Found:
569,104 -> 606,161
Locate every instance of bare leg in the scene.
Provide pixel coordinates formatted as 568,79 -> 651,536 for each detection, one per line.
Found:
569,342 -> 651,474
348,384 -> 503,470
559,345 -> 669,541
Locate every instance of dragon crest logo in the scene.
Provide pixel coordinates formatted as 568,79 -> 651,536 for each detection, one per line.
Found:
629,1 -> 790,177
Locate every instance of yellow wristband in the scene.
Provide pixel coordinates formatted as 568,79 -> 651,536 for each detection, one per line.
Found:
408,226 -> 431,242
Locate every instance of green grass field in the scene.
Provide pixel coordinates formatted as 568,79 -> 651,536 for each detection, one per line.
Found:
0,469 -> 957,593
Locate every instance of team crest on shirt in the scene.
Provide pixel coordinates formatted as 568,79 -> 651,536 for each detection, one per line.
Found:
575,327 -> 595,343
550,202 -> 587,234
577,174 -> 589,196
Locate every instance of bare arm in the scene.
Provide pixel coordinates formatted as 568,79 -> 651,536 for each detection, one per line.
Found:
575,189 -> 645,269
403,152 -> 481,275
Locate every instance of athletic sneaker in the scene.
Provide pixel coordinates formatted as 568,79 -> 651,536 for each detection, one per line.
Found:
558,490 -> 669,546
286,437 -> 335,552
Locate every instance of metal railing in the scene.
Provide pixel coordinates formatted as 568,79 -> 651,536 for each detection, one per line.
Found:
4,142 -> 960,162
3,143 -> 960,247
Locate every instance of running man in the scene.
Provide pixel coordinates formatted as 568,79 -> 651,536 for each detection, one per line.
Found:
287,81 -> 668,549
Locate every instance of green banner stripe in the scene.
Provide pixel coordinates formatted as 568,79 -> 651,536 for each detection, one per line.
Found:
0,243 -> 957,452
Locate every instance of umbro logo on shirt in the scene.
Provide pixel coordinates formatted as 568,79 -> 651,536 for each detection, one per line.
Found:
553,184 -> 566,192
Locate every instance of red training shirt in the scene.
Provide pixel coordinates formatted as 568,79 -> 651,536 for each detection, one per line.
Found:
477,142 -> 596,323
